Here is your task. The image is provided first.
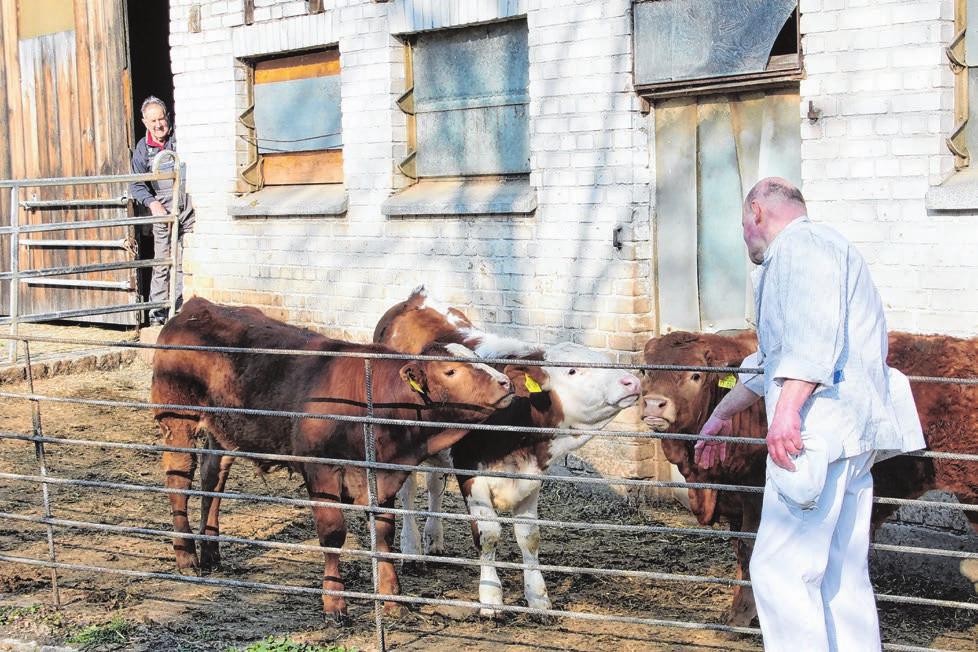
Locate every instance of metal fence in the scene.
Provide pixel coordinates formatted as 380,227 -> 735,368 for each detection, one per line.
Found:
0,332 -> 976,652
0,152 -> 183,361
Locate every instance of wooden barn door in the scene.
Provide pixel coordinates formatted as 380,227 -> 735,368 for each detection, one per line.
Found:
0,0 -> 138,325
653,87 -> 801,333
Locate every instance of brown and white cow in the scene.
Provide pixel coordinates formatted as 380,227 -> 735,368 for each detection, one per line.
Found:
374,287 -> 642,617
641,330 -> 978,626
151,298 -> 515,621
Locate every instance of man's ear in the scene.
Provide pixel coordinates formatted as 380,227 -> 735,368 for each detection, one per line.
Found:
399,363 -> 427,395
503,364 -> 551,396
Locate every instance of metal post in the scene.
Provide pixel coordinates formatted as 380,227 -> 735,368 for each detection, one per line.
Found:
24,341 -> 61,607
167,161 -> 181,320
362,359 -> 386,651
8,184 -> 20,363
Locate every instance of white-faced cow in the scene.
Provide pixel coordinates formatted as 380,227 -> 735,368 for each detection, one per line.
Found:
151,298 -> 515,621
374,287 -> 642,617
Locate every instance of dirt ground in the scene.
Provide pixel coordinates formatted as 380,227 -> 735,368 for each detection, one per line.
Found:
0,361 -> 976,651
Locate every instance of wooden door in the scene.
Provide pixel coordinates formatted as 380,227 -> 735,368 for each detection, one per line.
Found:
653,87 -> 801,333
0,0 -> 137,325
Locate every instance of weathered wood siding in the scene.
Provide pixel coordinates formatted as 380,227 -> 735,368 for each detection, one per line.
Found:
0,0 -> 137,325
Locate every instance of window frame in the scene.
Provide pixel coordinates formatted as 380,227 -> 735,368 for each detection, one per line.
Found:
396,18 -> 531,181
237,48 -> 344,192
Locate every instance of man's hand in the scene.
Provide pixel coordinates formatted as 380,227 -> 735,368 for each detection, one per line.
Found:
148,200 -> 168,216
695,414 -> 732,469
767,406 -> 803,471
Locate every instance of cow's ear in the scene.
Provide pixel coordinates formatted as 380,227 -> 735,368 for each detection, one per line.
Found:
503,364 -> 551,396
399,363 -> 428,396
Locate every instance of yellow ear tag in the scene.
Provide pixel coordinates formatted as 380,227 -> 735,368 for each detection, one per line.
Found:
524,374 -> 543,394
718,374 -> 737,389
408,379 -> 424,394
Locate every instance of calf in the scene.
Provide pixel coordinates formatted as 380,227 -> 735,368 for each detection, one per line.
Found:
374,287 -> 642,617
150,298 -> 515,621
641,330 -> 978,626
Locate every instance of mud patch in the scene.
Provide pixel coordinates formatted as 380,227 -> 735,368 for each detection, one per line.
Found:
0,363 -> 975,651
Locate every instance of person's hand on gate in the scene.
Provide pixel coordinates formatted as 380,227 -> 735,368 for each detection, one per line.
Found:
148,199 -> 168,216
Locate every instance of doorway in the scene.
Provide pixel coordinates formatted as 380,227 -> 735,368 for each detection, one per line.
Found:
126,0 -> 174,304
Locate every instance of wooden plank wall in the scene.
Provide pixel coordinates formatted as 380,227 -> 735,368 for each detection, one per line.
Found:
0,0 -> 136,324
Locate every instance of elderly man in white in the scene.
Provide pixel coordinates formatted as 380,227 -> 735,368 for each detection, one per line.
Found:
695,177 -> 925,651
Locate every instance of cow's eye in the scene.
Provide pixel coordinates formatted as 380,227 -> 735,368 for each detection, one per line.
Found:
567,369 -> 577,375
691,372 -> 702,382
445,369 -> 456,377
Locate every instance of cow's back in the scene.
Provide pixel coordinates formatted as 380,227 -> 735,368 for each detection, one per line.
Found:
151,298 -> 333,456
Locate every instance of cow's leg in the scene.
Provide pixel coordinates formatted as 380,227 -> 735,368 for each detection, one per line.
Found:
304,464 -> 349,622
397,472 -> 422,558
513,485 -> 552,616
158,416 -> 200,573
423,469 -> 446,555
373,499 -> 405,618
466,478 -> 505,619
198,434 -> 234,572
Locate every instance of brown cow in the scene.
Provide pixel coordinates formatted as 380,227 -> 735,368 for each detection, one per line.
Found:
375,287 -> 642,617
641,330 -> 978,626
150,298 -> 515,621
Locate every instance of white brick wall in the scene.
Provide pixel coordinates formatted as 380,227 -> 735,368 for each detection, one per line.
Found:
174,0 -> 653,353
169,0 -> 976,488
800,0 -> 978,335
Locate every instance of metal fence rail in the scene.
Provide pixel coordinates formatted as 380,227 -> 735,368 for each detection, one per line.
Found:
0,335 -> 975,652
1,154 -> 183,361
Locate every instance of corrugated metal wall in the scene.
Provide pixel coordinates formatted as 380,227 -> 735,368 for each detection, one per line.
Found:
0,0 -> 137,325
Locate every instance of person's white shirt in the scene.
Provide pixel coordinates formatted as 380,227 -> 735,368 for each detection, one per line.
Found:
739,216 -> 924,462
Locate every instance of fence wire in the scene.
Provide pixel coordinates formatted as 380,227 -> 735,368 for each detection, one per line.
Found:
0,333 -> 975,652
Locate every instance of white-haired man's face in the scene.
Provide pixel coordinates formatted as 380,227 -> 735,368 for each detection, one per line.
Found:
742,200 -> 767,265
141,103 -> 170,143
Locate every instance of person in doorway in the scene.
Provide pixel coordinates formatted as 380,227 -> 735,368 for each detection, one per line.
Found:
130,95 -> 194,326
694,177 -> 924,651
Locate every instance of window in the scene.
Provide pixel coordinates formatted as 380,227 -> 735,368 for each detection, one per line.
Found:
947,0 -> 970,170
398,19 -> 529,178
234,49 -> 346,216
633,0 -> 800,98
383,19 -> 535,216
927,0 -> 978,209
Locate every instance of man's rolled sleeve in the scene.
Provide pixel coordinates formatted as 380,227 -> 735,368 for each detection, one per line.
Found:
738,351 -> 765,396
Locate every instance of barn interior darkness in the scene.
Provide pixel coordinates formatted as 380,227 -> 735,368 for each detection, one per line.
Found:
126,0 -> 173,302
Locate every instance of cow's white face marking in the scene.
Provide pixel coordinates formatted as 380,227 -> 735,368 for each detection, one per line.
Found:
543,342 -> 642,430
443,343 -> 511,386
468,331 -> 543,360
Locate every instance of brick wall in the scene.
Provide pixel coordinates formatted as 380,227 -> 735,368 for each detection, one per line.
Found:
169,0 -> 663,491
799,0 -> 978,335
168,0 -> 976,496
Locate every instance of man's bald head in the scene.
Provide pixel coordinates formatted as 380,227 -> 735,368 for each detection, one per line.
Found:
744,177 -> 806,212
741,177 -> 807,264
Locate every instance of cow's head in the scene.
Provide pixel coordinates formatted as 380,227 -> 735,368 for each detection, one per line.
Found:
504,342 -> 642,430
400,343 -> 514,416
641,332 -> 756,436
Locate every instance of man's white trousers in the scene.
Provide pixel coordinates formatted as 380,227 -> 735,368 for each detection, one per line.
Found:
750,450 -> 880,652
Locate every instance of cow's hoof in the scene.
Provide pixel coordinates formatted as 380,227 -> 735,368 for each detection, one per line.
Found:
401,560 -> 426,574
479,607 -> 507,622
529,612 -> 557,626
175,563 -> 201,577
323,611 -> 351,628
384,602 -> 407,619
199,554 -> 221,574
